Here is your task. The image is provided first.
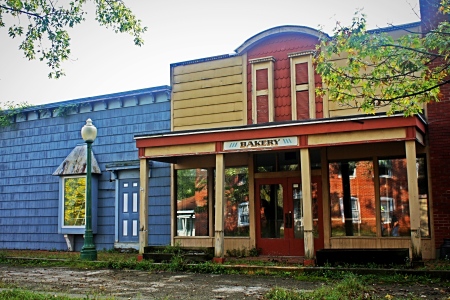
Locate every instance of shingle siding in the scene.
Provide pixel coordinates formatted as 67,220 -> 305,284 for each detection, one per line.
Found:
0,87 -> 171,251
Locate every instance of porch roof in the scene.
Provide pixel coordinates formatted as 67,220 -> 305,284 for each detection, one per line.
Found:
134,113 -> 427,161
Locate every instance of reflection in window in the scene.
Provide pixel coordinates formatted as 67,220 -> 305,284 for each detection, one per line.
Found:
255,151 -> 299,172
379,158 -> 411,237
63,177 -> 86,226
417,157 -> 430,237
260,184 -> 284,238
224,167 -> 249,236
330,161 -> 376,236
330,157 -> 430,238
176,169 -> 208,236
293,183 -> 320,238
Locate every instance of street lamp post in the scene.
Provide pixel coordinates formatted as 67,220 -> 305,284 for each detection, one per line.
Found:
80,118 -> 98,261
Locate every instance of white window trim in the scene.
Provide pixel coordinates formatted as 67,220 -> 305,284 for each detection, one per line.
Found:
250,56 -> 275,124
289,51 -> 316,120
61,175 -> 86,229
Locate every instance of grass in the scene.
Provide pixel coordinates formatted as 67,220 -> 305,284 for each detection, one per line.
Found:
0,250 -> 449,300
266,273 -> 374,300
0,289 -> 117,300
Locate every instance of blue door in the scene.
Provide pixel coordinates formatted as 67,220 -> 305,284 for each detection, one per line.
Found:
118,180 -> 139,243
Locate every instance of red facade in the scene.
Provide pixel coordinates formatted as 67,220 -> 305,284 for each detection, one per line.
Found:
246,33 -> 322,123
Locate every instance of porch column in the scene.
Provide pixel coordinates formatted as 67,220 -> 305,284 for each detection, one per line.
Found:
300,148 -> 314,260
405,140 -> 422,261
214,153 -> 225,258
139,158 -> 149,254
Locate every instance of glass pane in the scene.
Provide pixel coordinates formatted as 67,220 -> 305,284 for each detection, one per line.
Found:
132,220 -> 138,236
224,167 -> 249,237
255,153 -> 276,172
330,161 -> 376,237
123,194 -> 128,213
260,184 -> 284,238
132,193 -> 138,212
312,183 -> 320,238
63,177 -> 86,226
417,157 -> 430,237
294,182 -> 319,238
278,151 -> 299,171
123,220 -> 128,236
379,158 -> 411,237
293,183 -> 303,238
176,169 -> 208,236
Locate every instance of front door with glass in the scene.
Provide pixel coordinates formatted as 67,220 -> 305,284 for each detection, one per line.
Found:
255,177 -> 322,256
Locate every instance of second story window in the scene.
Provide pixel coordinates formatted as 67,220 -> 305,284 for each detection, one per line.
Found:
289,51 -> 315,120
250,57 -> 275,124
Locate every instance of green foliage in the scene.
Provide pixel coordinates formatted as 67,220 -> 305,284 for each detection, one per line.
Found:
0,289 -> 74,300
315,1 -> 450,116
176,169 -> 198,200
0,101 -> 31,127
63,177 -> 86,226
266,273 -> 374,300
226,247 -> 248,258
0,0 -> 147,78
54,103 -> 79,117
249,247 -> 261,257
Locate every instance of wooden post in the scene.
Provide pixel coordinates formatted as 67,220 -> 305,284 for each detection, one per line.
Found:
214,154 -> 225,260
139,158 -> 149,255
301,148 -> 314,260
405,140 -> 422,261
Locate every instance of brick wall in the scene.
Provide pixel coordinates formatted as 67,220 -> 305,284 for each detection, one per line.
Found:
420,0 -> 450,248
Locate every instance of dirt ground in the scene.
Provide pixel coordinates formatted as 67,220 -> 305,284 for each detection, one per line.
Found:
0,265 -> 449,299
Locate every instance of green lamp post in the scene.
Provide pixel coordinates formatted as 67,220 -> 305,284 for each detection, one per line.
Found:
80,118 -> 98,261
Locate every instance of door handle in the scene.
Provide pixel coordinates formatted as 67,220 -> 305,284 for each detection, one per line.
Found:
285,212 -> 292,228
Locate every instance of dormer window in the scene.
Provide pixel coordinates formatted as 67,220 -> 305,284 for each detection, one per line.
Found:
53,144 -> 101,235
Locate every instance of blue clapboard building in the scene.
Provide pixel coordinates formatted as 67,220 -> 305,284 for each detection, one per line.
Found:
0,86 -> 171,251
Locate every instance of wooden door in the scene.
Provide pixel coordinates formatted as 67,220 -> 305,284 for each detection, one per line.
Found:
255,177 -> 323,256
118,179 -> 139,243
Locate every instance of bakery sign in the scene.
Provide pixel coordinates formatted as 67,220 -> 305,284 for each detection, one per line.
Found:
223,136 -> 298,151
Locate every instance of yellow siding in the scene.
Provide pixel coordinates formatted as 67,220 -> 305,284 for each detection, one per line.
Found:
144,143 -> 216,157
172,56 -> 245,131
173,56 -> 242,75
174,93 -> 243,110
308,128 -> 405,146
175,101 -> 243,117
324,25 -> 424,118
173,65 -> 243,84
174,120 -> 244,131
174,111 -> 243,127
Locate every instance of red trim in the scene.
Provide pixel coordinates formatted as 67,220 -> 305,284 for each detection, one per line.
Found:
299,135 -> 308,147
215,142 -> 223,152
406,126 -> 416,140
138,148 -> 145,158
136,116 -> 425,150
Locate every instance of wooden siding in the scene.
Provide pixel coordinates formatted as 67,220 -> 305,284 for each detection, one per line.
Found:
246,33 -> 319,123
0,92 -> 172,251
325,25 -> 423,118
172,56 -> 245,131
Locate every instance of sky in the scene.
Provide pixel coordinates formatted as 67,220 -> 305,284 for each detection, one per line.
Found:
0,0 -> 421,106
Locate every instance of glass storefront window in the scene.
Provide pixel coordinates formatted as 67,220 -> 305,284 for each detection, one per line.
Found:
379,158 -> 411,237
417,157 -> 430,237
255,151 -> 300,172
330,160 -> 376,237
224,167 -> 249,237
63,177 -> 86,226
329,156 -> 430,238
176,169 -> 209,236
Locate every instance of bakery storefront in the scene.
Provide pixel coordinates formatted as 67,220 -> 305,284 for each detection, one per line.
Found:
135,25 -> 433,261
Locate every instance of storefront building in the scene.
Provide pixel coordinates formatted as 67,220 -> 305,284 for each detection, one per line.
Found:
135,24 -> 435,261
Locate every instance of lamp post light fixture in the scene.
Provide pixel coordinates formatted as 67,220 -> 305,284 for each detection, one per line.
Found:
80,118 -> 98,261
